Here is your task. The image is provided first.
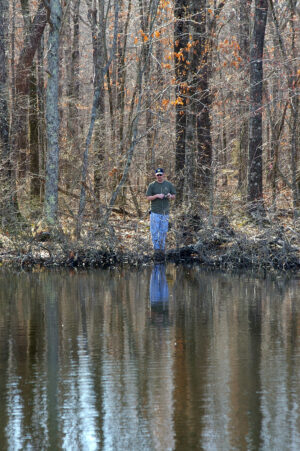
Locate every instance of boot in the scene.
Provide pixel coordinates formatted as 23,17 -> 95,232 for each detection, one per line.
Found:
154,249 -> 161,260
154,249 -> 165,261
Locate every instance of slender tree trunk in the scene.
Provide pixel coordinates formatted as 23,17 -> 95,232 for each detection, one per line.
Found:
238,0 -> 251,197
37,36 -> 46,199
44,0 -> 62,225
18,0 -> 32,180
0,0 -> 13,222
184,106 -> 195,207
70,0 -> 80,142
265,78 -> 288,213
291,96 -> 299,214
247,0 -> 268,214
106,55 -> 116,148
11,0 -> 16,109
139,0 -> 154,177
13,1 -> 47,179
0,0 -> 9,156
65,1 -> 72,139
144,53 -> 154,176
109,1 -> 119,150
174,0 -> 189,202
118,0 -> 131,146
183,0 -> 197,205
29,63 -> 40,198
64,2 -> 73,188
64,0 -> 80,189
192,0 -> 212,197
93,0 -> 106,202
115,0 -> 132,211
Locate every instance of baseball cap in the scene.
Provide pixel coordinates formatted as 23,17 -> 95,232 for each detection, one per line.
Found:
155,168 -> 164,175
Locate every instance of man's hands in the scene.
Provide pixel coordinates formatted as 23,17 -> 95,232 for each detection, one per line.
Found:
165,193 -> 175,199
156,193 -> 175,199
147,193 -> 175,201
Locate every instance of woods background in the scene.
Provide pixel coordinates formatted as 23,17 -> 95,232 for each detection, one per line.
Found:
0,0 -> 299,241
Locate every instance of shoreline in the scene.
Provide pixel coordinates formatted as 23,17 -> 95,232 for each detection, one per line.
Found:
1,240 -> 299,273
1,217 -> 300,273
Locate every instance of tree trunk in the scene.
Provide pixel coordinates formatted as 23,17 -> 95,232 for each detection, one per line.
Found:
174,0 -> 189,202
291,98 -> 299,214
93,0 -> 106,202
265,79 -> 288,213
18,1 -> 31,178
29,63 -> 40,198
184,106 -> 195,207
139,0 -> 154,177
11,0 -> 16,109
0,0 -> 13,222
37,36 -> 46,199
12,1 -> 47,179
247,0 -> 268,214
65,1 -> 72,139
44,0 -> 62,225
64,0 -> 81,189
238,0 -> 251,198
192,0 -> 213,197
70,0 -> 80,142
113,0 -> 132,211
118,0 -> 131,146
0,0 -> 9,159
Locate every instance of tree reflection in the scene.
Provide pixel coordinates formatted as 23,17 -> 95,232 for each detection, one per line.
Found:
0,269 -> 300,450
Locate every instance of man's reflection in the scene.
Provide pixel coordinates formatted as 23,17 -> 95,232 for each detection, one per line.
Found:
150,264 -> 169,323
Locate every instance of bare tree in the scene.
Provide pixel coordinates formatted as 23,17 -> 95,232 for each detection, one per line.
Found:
192,0 -> 213,196
44,0 -> 63,225
174,0 -> 189,202
12,1 -> 47,180
90,0 -> 107,202
247,0 -> 268,214
69,0 -> 81,143
0,0 -> 13,222
237,0 -> 251,197
77,0 -> 120,236
29,64 -> 40,199
103,0 -> 160,223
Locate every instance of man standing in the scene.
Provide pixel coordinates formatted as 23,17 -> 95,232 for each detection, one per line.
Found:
146,168 -> 176,258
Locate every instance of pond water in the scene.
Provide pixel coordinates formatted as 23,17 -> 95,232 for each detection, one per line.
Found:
0,265 -> 300,451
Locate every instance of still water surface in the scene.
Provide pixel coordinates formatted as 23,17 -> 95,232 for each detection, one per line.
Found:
0,265 -> 300,450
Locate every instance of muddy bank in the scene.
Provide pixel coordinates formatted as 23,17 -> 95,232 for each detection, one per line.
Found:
1,222 -> 300,272
167,228 -> 300,271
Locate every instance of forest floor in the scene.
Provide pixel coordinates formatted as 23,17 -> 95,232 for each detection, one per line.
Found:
1,203 -> 300,273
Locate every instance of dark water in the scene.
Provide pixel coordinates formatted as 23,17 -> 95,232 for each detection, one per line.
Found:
0,265 -> 300,451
